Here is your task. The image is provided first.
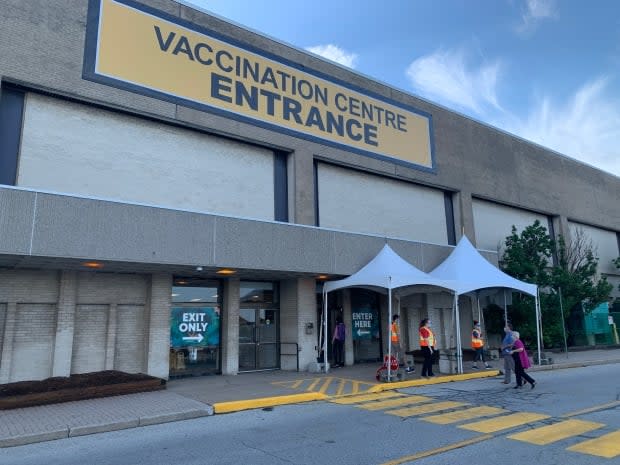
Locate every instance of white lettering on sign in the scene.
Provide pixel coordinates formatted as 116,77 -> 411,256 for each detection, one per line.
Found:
179,313 -> 209,334
178,322 -> 209,332
352,312 -> 373,320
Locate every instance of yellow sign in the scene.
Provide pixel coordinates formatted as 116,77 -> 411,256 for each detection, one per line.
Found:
84,0 -> 434,170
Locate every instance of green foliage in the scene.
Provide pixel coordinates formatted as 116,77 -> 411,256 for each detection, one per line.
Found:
499,221 -> 613,349
553,235 -> 613,315
501,221 -> 554,287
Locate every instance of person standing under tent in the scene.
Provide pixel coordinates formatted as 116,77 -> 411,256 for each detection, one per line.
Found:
332,317 -> 346,367
510,331 -> 536,389
471,321 -> 491,369
419,318 -> 435,378
390,314 -> 405,369
500,323 -> 515,384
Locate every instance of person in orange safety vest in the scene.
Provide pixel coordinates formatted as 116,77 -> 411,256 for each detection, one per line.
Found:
472,320 -> 490,369
419,318 -> 435,378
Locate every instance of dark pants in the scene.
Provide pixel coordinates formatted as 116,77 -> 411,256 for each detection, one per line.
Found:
421,346 -> 434,376
333,339 -> 344,366
512,353 -> 535,386
473,347 -> 485,363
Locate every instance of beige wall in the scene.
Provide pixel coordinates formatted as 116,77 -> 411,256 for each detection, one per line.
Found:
568,222 -> 619,275
473,198 -> 549,252
18,93 -> 276,220
0,270 -> 170,383
317,163 -> 449,244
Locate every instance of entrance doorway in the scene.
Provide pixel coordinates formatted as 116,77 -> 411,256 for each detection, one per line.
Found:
239,308 -> 279,370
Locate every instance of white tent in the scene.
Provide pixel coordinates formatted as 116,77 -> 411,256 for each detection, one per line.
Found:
429,236 -> 541,372
321,244 -> 457,377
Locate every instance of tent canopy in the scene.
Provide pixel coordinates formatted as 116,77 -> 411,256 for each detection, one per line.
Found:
323,244 -> 457,293
429,236 -> 537,296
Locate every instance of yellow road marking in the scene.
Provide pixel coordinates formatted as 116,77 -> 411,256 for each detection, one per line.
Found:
424,406 -> 507,425
213,392 -> 328,413
562,400 -> 620,418
306,378 -> 322,392
351,381 -> 360,395
380,434 -> 493,465
330,392 -> 404,404
318,377 -> 334,394
369,370 -> 499,393
358,395 -> 432,411
508,419 -> 604,445
335,379 -> 346,396
290,379 -> 304,389
386,401 -> 467,417
459,412 -> 549,433
567,431 -> 620,458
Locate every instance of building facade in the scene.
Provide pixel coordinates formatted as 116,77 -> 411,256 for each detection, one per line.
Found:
0,0 -> 618,383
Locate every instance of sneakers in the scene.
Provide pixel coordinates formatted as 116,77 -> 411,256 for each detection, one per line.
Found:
405,367 -> 415,373
484,365 -> 491,369
472,365 -> 479,369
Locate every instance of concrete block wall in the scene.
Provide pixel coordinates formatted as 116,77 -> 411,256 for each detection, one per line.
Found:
221,278 -> 240,375
280,278 -> 317,371
0,269 -> 171,383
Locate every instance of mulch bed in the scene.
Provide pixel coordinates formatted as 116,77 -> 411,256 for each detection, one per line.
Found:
0,371 -> 166,410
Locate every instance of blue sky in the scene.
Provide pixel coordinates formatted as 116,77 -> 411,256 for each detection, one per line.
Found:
183,0 -> 620,177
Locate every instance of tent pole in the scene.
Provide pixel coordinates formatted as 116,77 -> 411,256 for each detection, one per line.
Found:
454,293 -> 463,374
387,280 -> 392,382
503,290 -> 508,325
535,289 -> 542,366
324,289 -> 329,373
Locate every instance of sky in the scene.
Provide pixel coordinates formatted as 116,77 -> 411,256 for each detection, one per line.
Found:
183,0 -> 620,178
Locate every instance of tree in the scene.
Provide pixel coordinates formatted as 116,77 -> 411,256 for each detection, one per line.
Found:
500,220 -> 553,347
499,221 -> 613,349
553,230 -> 613,315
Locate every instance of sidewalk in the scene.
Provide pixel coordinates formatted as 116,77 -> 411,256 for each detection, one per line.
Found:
2,348 -> 619,448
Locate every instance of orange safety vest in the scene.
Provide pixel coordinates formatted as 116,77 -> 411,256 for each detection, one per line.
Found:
419,327 -> 435,347
390,322 -> 399,343
471,329 -> 484,348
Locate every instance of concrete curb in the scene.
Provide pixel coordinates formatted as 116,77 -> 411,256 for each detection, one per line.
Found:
213,392 -> 329,414
529,358 -> 620,372
0,408 -> 213,448
69,419 -> 140,437
138,408 -> 213,426
0,429 -> 69,448
368,370 -> 501,392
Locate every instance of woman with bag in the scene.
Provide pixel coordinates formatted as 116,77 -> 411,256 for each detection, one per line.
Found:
510,331 -> 536,389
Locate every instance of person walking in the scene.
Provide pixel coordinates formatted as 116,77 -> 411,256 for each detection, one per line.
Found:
501,323 -> 515,384
471,321 -> 490,369
419,318 -> 435,378
510,331 -> 536,389
332,317 -> 346,367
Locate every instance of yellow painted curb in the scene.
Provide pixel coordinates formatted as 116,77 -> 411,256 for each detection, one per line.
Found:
368,370 -> 500,393
213,392 -> 329,414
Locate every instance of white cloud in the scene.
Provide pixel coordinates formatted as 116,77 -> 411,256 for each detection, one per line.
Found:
305,44 -> 358,69
517,0 -> 557,36
405,48 -> 502,115
500,77 -> 620,177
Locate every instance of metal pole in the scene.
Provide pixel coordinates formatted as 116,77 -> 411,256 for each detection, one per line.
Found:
323,289 -> 329,373
535,289 -> 542,366
387,279 -> 392,382
558,287 -> 568,356
503,290 -> 508,325
454,293 -> 463,374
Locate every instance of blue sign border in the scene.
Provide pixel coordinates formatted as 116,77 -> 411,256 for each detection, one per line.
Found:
83,0 -> 437,174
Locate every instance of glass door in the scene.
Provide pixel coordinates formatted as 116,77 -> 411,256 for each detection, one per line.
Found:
239,308 -> 279,371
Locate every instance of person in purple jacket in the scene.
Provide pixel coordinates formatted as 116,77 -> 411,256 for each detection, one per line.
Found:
509,331 -> 536,389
